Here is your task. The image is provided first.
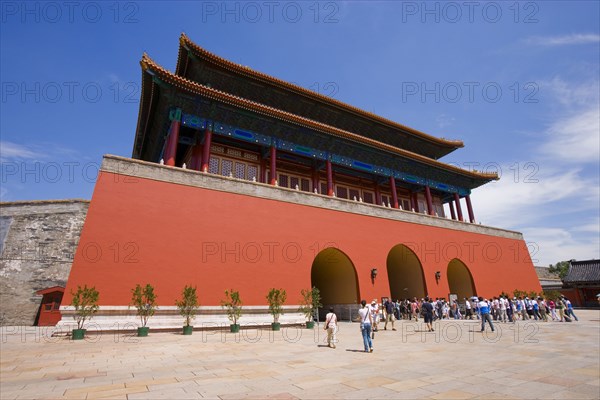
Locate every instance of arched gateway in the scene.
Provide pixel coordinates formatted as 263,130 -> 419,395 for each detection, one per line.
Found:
447,258 -> 476,299
311,248 -> 360,319
387,244 -> 427,300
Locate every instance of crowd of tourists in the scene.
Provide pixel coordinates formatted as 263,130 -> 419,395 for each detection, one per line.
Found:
350,294 -> 580,352
375,295 -> 580,324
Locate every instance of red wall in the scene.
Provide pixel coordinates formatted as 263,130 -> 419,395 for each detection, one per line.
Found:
63,171 -> 541,306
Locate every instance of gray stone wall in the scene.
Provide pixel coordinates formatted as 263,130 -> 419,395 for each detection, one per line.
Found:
0,200 -> 89,326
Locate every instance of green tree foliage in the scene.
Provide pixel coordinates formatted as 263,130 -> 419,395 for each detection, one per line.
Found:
221,289 -> 243,325
299,287 -> 322,321
266,288 -> 287,323
175,285 -> 200,327
549,260 -> 571,279
70,285 -> 100,330
130,283 -> 158,327
542,290 -> 562,300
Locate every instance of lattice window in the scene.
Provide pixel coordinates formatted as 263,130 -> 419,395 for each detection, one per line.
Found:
290,177 -> 299,189
363,192 -> 374,204
209,157 -> 219,174
279,174 -> 289,187
301,178 -> 310,192
248,165 -> 258,181
337,186 -> 348,199
402,199 -> 410,210
349,189 -> 360,201
211,145 -> 225,154
320,182 -> 327,195
235,162 -> 245,179
221,160 -> 233,177
227,148 -> 242,158
381,195 -> 391,206
244,153 -> 259,161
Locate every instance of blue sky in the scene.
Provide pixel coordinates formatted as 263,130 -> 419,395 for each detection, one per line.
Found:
1,1 -> 599,266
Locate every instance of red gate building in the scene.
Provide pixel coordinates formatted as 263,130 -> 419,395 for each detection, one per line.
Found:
59,35 -> 541,329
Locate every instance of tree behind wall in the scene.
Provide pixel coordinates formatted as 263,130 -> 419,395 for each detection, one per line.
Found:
549,260 -> 571,280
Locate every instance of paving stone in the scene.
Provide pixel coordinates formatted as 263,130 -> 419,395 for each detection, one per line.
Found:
0,310 -> 598,399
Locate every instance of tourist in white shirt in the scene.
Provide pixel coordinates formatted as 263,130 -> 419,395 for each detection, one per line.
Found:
464,298 -> 473,320
498,296 -> 508,323
370,299 -> 380,333
324,307 -> 338,349
358,300 -> 373,352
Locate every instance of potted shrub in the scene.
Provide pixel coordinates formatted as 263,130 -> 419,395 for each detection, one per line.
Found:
130,283 -> 158,337
221,289 -> 242,333
266,288 -> 287,331
299,287 -> 322,329
175,285 -> 200,335
70,285 -> 99,340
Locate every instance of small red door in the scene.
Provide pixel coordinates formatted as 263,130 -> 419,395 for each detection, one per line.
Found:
35,287 -> 64,326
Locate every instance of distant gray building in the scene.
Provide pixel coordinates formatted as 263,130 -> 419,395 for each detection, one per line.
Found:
563,259 -> 600,307
535,266 -> 562,291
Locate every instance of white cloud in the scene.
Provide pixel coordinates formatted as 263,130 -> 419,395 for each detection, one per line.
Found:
519,227 -> 599,266
0,141 -> 44,162
525,34 -> 600,46
469,72 -> 600,266
0,141 -> 79,163
570,219 -> 600,234
471,166 -> 594,229
540,77 -> 600,108
539,107 -> 600,163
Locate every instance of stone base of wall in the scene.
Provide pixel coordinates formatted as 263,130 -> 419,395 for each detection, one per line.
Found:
320,303 -> 362,322
56,305 -> 308,333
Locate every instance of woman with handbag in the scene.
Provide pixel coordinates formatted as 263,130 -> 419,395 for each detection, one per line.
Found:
324,307 -> 338,349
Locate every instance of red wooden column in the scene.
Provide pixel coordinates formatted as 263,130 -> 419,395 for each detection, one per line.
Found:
411,191 -> 419,212
164,117 -> 181,166
424,186 -> 434,216
454,193 -> 464,222
260,158 -> 267,183
200,127 -> 213,172
449,201 -> 456,220
374,182 -> 381,205
326,160 -> 334,196
270,146 -> 277,185
189,140 -> 203,171
465,195 -> 475,223
389,177 -> 399,208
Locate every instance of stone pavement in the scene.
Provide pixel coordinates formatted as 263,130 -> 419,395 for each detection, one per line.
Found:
1,310 -> 599,399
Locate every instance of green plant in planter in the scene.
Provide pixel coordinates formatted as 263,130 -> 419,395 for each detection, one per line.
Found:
70,285 -> 99,340
175,285 -> 200,335
130,283 -> 157,336
221,289 -> 242,332
266,288 -> 287,331
299,287 -> 321,329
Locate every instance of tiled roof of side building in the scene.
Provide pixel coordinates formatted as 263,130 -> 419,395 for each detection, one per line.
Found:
140,54 -> 498,183
564,259 -> 600,283
176,33 -> 464,153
